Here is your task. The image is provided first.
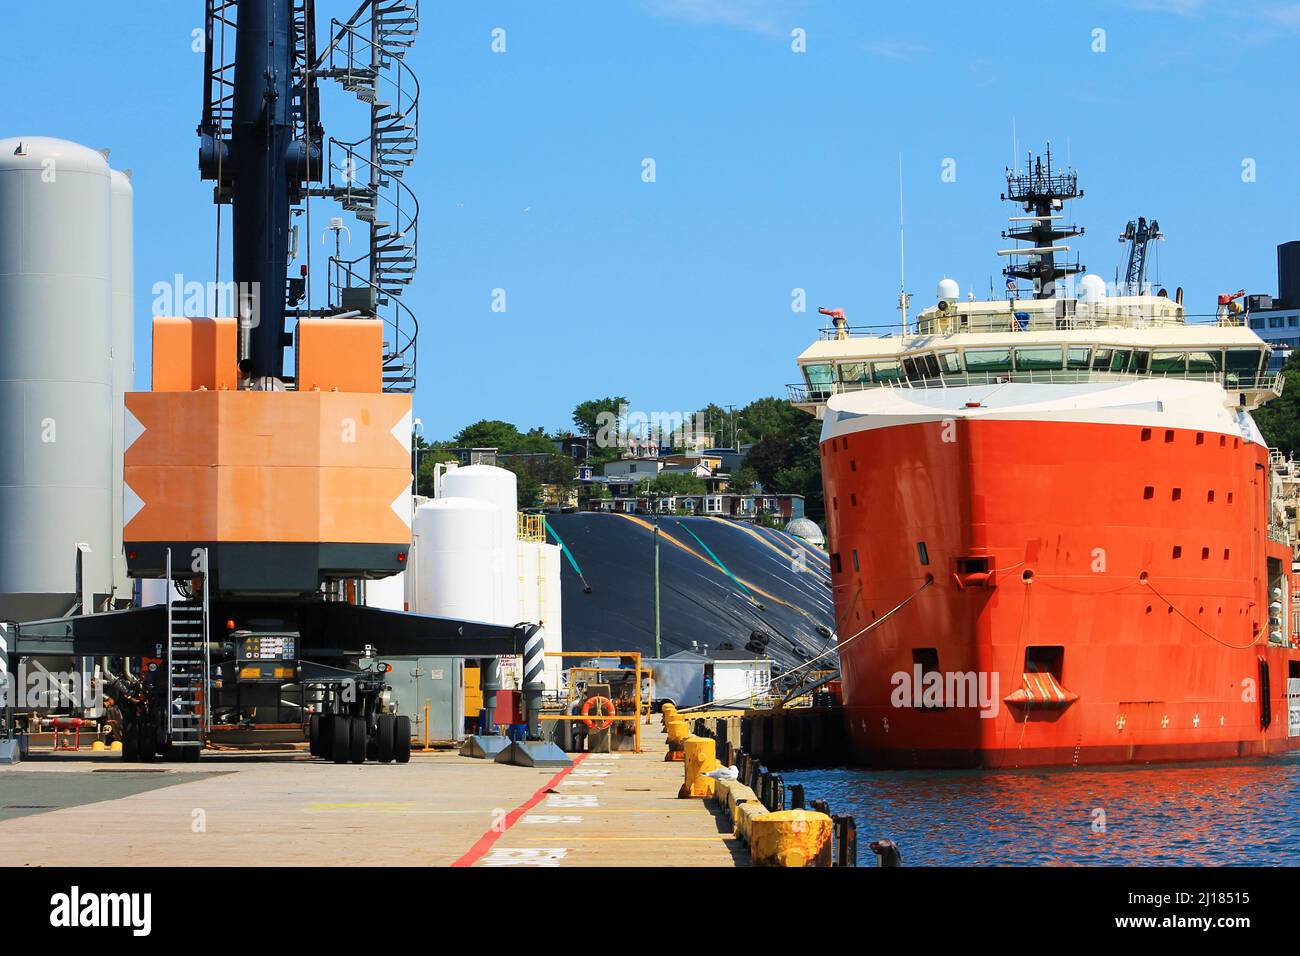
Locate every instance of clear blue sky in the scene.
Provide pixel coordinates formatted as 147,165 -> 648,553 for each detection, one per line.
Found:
4,0 -> 1298,439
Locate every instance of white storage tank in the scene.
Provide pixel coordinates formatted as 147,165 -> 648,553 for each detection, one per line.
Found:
517,538 -> 565,691
439,464 -> 519,626
412,497 -> 501,623
109,167 -> 134,603
363,570 -> 405,612
0,137 -> 117,621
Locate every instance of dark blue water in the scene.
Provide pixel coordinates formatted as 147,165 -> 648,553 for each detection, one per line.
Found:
785,754 -> 1300,865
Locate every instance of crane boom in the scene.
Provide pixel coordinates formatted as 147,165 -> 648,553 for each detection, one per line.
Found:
1118,216 -> 1163,295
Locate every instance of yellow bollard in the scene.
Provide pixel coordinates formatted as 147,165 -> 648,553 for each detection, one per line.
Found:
109,740 -> 122,752
664,718 -> 690,762
750,810 -> 834,867
660,704 -> 677,730
91,740 -> 106,752
678,735 -> 719,798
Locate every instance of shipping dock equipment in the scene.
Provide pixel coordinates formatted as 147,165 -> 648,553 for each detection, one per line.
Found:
8,0 -> 536,764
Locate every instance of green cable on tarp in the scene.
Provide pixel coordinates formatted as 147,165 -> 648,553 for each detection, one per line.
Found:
544,517 -> 592,593
677,521 -> 762,607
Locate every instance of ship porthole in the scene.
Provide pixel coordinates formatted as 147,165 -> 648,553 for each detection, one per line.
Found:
1022,569 -> 1034,583
1139,570 -> 1150,584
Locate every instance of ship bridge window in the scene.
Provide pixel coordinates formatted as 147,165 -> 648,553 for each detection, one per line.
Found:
804,364 -> 835,389
838,362 -> 871,384
964,348 -> 1013,373
1187,350 -> 1222,373
1013,346 -> 1064,371
873,359 -> 904,383
1132,349 -> 1151,373
937,351 -> 962,374
1109,349 -> 1132,373
904,353 -> 942,379
1225,348 -> 1265,379
1150,351 -> 1187,374
1091,348 -> 1113,370
1066,346 -> 1092,369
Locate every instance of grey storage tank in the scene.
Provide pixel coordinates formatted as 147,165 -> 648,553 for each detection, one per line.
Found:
109,167 -> 134,602
0,136 -> 125,621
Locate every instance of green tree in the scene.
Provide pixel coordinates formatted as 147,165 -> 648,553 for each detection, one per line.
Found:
696,403 -> 729,448
651,471 -> 707,495
737,396 -> 803,444
572,396 -> 628,437
414,439 -> 459,497
454,419 -> 522,450
745,433 -> 794,488
515,426 -> 559,454
731,464 -> 759,493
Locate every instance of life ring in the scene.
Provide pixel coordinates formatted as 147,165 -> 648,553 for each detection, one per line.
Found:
581,695 -> 616,731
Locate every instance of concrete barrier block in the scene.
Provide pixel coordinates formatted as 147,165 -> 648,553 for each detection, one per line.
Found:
734,800 -> 769,845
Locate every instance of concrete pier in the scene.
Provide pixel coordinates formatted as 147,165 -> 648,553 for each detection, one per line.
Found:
0,727 -> 743,867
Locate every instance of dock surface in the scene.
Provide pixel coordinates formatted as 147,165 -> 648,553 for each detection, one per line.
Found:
0,727 -> 743,867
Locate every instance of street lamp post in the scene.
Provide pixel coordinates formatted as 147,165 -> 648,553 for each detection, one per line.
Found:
412,417 -> 424,496
653,517 -> 661,659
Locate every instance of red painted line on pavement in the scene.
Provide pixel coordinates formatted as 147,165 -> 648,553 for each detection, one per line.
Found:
451,752 -> 589,867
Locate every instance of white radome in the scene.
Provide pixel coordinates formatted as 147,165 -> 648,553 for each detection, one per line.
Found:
1077,273 -> 1107,304
936,277 -> 960,305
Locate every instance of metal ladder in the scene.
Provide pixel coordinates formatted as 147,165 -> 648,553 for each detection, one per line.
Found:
165,548 -> 210,749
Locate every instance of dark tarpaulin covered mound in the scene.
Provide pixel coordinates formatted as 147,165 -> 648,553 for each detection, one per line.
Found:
544,513 -> 835,685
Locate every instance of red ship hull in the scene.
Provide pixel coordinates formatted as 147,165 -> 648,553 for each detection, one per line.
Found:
822,386 -> 1300,769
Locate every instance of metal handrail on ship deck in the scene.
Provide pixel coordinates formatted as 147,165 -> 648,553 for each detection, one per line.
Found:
810,312 -> 1248,340
787,370 -> 1284,404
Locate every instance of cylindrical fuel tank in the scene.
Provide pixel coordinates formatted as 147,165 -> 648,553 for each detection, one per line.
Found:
109,168 -> 134,602
0,136 -> 114,621
412,497 -> 501,623
439,464 -> 519,624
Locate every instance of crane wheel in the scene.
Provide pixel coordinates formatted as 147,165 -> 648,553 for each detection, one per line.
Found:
121,721 -> 139,762
376,715 -> 396,763
138,723 -> 158,763
330,715 -> 350,764
393,715 -> 412,764
319,713 -> 335,759
348,716 -> 367,764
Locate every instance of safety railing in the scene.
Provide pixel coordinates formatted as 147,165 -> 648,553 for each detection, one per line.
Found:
543,652 -> 644,753
517,513 -> 546,542
788,370 -> 1285,404
810,311 -> 1246,341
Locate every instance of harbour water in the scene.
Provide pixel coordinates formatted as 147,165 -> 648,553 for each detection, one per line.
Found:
786,753 -> 1300,866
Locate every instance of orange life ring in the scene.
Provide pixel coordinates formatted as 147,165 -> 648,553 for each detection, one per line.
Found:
581,695 -> 616,731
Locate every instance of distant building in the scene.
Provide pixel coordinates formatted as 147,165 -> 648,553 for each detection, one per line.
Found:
556,434 -> 591,462
1246,241 -> 1300,371
588,492 -> 804,522
453,446 -> 498,466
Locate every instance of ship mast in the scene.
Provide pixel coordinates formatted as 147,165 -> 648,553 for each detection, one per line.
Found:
999,143 -> 1085,299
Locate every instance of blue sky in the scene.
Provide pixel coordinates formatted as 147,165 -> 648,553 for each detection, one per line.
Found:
4,0 -> 1299,438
